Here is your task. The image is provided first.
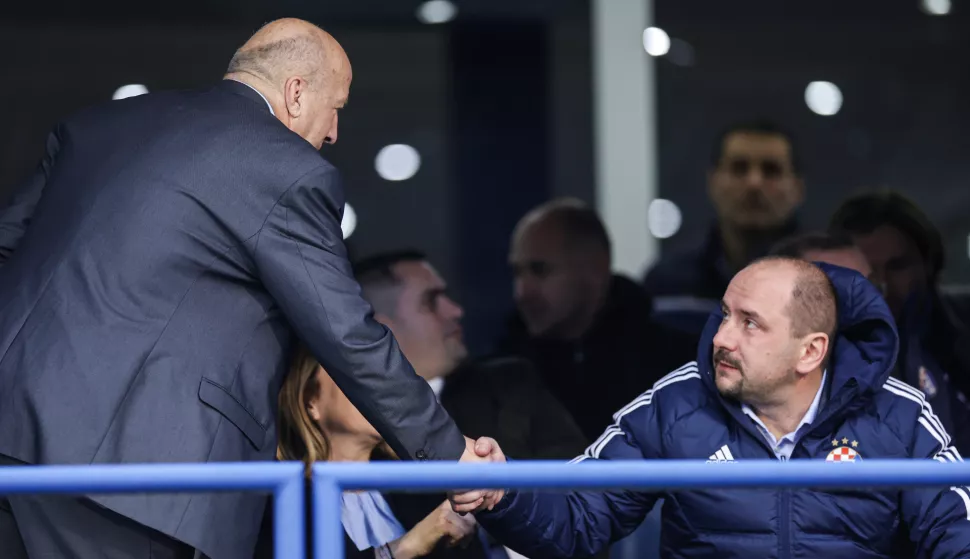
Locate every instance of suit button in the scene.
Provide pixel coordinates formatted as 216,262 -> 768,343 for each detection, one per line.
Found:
416,450 -> 427,460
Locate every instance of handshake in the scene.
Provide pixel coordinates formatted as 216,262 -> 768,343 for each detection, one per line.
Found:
449,436 -> 507,514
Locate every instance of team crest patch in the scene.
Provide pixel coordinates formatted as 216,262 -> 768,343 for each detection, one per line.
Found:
826,437 -> 862,462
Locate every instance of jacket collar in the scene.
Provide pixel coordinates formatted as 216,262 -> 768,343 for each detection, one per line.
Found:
218,79 -> 274,115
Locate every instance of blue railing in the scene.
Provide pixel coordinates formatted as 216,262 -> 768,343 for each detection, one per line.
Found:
312,459 -> 970,559
3,460 -> 970,559
0,462 -> 306,559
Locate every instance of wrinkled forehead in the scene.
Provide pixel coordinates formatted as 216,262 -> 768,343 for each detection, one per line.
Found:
723,264 -> 796,319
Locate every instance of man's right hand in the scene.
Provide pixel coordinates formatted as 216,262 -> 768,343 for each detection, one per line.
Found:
451,436 -> 507,514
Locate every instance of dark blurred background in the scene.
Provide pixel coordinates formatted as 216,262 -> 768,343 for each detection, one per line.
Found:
1,0 -> 967,355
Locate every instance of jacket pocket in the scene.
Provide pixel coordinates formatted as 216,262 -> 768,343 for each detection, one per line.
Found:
198,377 -> 267,450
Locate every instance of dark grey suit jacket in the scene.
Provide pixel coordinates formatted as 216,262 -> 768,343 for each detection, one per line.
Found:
0,80 -> 464,559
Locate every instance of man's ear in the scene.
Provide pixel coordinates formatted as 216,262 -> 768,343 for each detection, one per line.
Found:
796,333 -> 828,374
283,76 -> 308,118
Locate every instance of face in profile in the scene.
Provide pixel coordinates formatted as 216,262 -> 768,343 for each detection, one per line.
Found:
509,220 -> 598,339
380,261 -> 467,380
712,264 -> 805,406
849,224 -> 929,318
283,41 -> 351,149
708,132 -> 803,231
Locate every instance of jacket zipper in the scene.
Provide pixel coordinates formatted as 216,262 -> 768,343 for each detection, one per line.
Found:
779,487 -> 792,559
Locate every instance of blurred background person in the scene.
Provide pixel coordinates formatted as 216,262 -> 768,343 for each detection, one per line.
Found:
501,198 -> 693,441
770,231 -> 872,278
353,249 -> 589,559
644,119 -> 804,336
354,250 -> 588,461
829,191 -> 970,451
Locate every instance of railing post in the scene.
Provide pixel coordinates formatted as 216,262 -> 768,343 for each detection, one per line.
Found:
274,469 -> 306,559
313,472 -> 343,559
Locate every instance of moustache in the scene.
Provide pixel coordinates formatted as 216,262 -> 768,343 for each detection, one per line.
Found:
713,348 -> 743,372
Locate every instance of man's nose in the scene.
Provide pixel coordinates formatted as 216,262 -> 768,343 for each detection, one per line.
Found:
712,322 -> 737,352
442,296 -> 464,320
324,112 -> 339,145
743,167 -> 765,187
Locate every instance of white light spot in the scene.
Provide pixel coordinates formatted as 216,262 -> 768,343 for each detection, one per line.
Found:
642,27 -> 670,57
921,0 -> 951,15
647,199 -> 682,239
112,84 -> 149,100
805,81 -> 843,116
341,203 -> 357,240
375,144 -> 421,182
417,0 -> 457,24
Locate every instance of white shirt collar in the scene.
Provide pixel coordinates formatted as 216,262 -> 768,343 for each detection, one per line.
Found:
427,377 -> 445,398
231,80 -> 275,116
741,369 -> 827,444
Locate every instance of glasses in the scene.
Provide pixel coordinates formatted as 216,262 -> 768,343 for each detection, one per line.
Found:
721,158 -> 790,180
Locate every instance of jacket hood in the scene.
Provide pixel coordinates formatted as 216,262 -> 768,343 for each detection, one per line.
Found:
697,262 -> 899,401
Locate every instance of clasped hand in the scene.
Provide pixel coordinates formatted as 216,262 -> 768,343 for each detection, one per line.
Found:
449,436 -> 507,514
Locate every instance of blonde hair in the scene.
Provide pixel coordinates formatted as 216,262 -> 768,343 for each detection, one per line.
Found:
276,343 -> 330,475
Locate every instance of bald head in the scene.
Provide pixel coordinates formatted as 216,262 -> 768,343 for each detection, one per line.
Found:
509,198 -> 612,339
752,257 -> 837,342
225,18 -> 351,149
513,198 -> 611,260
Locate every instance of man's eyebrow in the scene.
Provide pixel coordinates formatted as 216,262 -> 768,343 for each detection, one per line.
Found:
721,300 -> 764,322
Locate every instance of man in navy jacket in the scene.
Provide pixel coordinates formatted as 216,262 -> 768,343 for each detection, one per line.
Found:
458,257 -> 970,558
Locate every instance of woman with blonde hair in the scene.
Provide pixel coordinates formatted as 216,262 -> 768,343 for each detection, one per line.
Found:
261,344 -> 483,559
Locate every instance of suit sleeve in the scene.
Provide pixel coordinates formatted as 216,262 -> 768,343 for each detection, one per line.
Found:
0,127 -> 61,265
477,374 -> 673,558
250,165 -> 465,462
901,399 -> 970,558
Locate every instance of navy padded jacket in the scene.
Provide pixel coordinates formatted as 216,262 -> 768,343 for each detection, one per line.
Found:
479,263 -> 970,559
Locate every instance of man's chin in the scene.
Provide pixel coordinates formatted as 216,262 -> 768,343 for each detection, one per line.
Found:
715,379 -> 742,400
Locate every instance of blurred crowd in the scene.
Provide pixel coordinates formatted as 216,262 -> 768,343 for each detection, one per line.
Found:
257,118 -> 970,558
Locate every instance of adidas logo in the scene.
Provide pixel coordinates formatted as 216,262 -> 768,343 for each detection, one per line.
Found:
706,444 -> 736,463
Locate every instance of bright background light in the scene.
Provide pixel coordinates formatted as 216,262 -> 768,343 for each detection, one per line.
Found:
642,27 -> 671,57
341,203 -> 357,240
417,0 -> 457,24
921,0 -> 951,15
375,144 -> 422,181
112,84 -> 149,100
647,199 -> 682,239
805,81 -> 843,116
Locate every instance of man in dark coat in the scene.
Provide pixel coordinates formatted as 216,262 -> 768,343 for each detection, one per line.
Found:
0,18 -> 494,559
